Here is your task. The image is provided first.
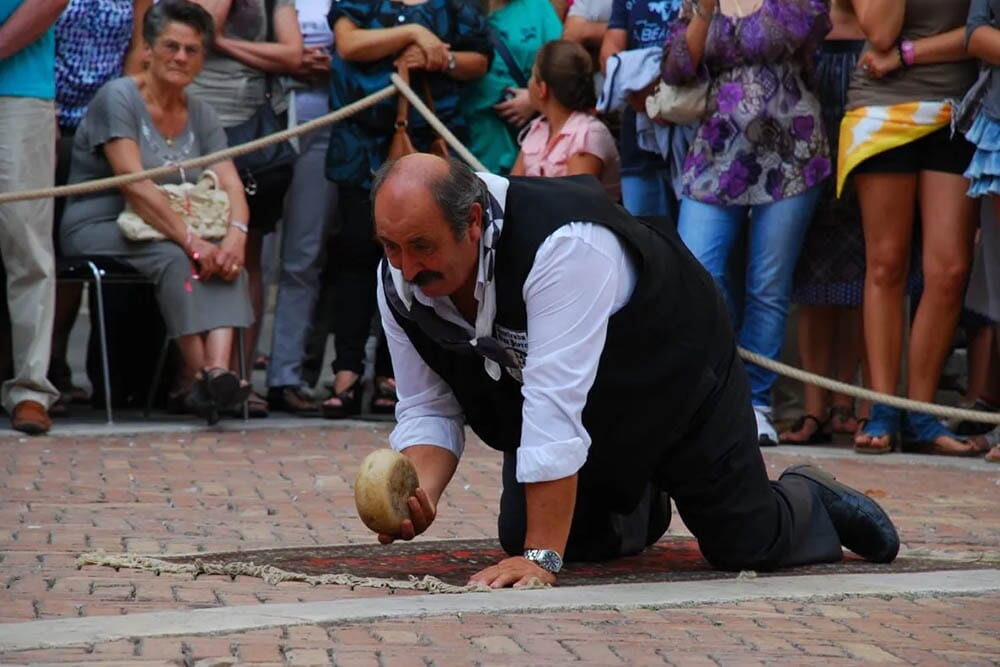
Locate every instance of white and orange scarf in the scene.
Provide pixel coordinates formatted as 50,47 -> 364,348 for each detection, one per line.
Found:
837,101 -> 952,196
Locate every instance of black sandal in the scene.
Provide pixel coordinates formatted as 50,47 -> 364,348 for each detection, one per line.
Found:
321,378 -> 362,419
370,378 -> 397,415
825,405 -> 859,435
779,414 -> 832,445
189,372 -> 219,425
203,367 -> 240,408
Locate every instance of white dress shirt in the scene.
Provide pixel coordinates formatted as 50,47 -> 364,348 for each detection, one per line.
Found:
377,176 -> 637,484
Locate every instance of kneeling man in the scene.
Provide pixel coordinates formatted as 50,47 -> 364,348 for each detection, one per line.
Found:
370,154 -> 899,588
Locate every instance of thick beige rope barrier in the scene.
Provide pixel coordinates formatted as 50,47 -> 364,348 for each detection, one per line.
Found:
390,72 -> 488,172
0,75 -> 996,428
0,84 -> 398,204
74,551 -> 551,593
739,349 -> 1000,425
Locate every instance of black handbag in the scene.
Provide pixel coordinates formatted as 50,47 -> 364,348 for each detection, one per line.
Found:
223,0 -> 296,202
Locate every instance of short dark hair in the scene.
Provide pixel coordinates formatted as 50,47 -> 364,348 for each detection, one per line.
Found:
535,40 -> 597,112
371,157 -> 489,241
143,0 -> 215,48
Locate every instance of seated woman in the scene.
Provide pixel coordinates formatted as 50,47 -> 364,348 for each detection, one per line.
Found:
511,39 -> 621,200
60,0 -> 254,423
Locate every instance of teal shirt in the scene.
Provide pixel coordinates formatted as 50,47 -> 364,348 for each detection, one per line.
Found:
0,0 -> 57,99
460,0 -> 563,174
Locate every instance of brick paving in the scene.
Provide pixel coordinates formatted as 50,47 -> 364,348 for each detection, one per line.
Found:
1,425 -> 998,665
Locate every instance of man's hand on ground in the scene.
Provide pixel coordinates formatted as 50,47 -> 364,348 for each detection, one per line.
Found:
377,487 -> 436,544
468,556 -> 557,589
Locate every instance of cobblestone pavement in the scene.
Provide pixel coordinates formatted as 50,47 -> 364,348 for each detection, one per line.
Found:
1,424 -> 998,665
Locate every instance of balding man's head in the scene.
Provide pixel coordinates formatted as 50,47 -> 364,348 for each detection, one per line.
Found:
371,154 -> 488,298
372,154 -> 488,241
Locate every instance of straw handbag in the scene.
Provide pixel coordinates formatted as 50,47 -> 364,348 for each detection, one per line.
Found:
117,169 -> 230,242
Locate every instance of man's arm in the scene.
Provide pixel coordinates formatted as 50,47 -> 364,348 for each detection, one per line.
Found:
0,0 -> 68,61
469,223 -> 635,588
374,274 -> 466,541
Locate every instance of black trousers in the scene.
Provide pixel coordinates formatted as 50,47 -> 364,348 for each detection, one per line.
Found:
498,355 -> 843,570
328,186 -> 392,377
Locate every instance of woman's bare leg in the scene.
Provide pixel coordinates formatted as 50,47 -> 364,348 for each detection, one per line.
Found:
909,171 -> 977,447
855,172 -> 918,448
780,305 -> 833,442
829,306 -> 863,432
174,333 -> 206,391
204,328 -> 234,370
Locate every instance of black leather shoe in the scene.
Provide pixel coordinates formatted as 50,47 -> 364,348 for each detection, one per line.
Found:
779,464 -> 900,564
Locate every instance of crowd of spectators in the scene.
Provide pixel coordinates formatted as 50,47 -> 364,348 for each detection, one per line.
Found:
0,0 -> 997,464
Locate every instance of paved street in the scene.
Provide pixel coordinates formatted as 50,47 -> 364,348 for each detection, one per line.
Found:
0,422 -> 998,665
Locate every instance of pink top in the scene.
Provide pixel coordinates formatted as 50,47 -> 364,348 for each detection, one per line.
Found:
519,111 -> 621,200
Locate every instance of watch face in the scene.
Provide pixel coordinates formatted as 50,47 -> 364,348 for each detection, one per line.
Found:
524,549 -> 562,573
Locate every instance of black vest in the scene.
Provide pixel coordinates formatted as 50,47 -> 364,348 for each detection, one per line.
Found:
384,176 -> 739,512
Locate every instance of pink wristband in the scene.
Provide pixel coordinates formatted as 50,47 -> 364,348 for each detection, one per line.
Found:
900,40 -> 915,67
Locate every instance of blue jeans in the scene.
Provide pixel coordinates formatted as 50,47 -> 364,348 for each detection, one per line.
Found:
677,186 -> 822,408
621,164 -> 677,224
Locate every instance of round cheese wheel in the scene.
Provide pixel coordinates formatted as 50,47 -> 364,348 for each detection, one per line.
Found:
354,449 -> 419,535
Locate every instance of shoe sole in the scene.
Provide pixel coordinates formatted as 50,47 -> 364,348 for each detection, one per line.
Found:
12,422 -> 49,436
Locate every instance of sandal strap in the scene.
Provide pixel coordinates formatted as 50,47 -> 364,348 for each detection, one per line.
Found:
859,404 -> 901,439
826,404 -> 855,424
904,411 -> 964,444
791,414 -> 824,431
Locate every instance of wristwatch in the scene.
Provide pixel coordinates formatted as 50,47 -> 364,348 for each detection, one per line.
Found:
523,549 -> 563,574
447,51 -> 457,72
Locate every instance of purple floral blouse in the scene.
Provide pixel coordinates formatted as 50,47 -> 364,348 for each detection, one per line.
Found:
662,0 -> 831,206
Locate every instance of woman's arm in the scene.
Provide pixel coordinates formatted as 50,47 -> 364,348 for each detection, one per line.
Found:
860,27 -> 971,79
102,137 -> 221,275
448,51 -> 489,80
510,151 -> 526,176
123,0 -> 153,75
682,2 -> 715,71
103,138 -> 191,247
210,4 -> 303,72
209,159 -> 249,281
910,27 -> 969,64
845,0 -> 905,51
967,0 -> 1000,64
566,153 -> 605,178
969,25 -> 1000,63
334,16 -> 445,64
598,27 -> 626,73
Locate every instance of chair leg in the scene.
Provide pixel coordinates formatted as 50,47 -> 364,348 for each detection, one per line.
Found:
237,328 -> 248,422
145,336 -> 171,418
85,262 -> 114,425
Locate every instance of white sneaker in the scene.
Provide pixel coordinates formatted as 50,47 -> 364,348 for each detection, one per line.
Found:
754,405 -> 778,447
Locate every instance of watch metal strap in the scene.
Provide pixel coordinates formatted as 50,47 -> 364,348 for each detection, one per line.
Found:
523,548 -> 563,574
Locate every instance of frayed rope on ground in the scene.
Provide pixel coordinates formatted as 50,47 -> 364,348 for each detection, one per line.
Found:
75,551 -> 552,594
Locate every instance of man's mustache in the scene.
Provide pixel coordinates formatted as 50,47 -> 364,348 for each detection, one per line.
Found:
412,270 -> 444,287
